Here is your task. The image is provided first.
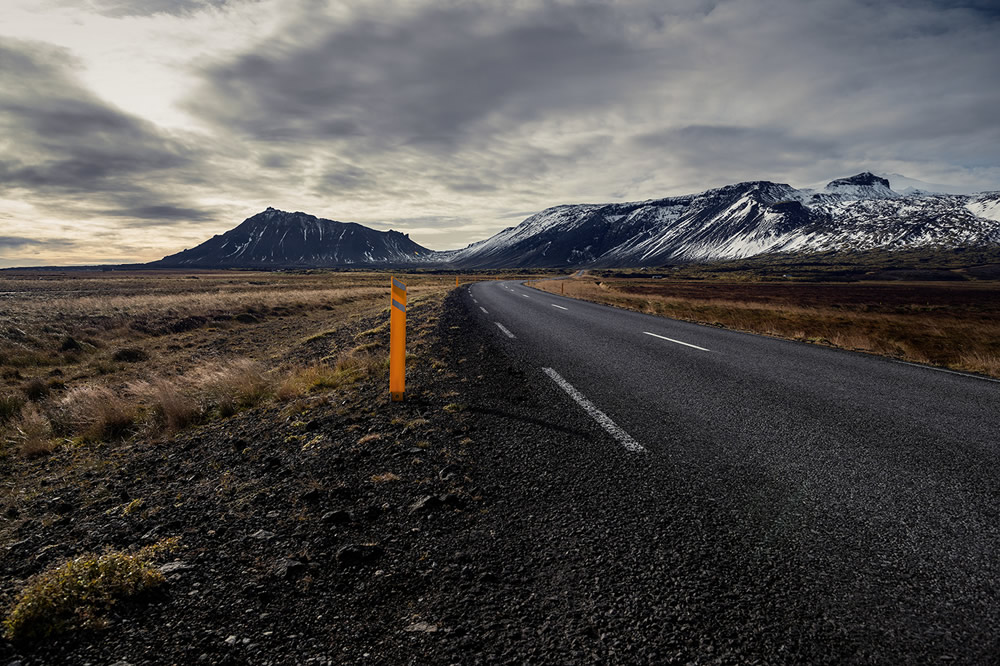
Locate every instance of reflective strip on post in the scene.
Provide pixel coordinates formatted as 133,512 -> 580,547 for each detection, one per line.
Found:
390,276 -> 407,401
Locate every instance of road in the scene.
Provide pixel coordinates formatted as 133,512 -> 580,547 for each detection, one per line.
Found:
464,278 -> 1000,662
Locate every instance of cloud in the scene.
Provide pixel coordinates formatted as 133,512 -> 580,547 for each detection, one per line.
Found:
0,236 -> 77,250
0,37 -> 213,226
83,0 -> 233,18
1,0 -> 999,264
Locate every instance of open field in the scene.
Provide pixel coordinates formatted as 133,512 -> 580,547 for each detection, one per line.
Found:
0,269 -> 470,462
534,275 -> 1000,378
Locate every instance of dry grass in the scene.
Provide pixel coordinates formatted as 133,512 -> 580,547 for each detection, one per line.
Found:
535,278 -> 1000,378
58,385 -> 138,442
129,378 -> 200,433
0,392 -> 24,426
195,360 -> 275,417
12,404 -> 56,458
370,472 -> 401,483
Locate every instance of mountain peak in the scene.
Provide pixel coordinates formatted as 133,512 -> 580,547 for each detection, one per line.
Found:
827,172 -> 891,189
823,172 -> 896,199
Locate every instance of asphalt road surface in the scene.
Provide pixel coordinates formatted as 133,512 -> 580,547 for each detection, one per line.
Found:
465,279 -> 1000,662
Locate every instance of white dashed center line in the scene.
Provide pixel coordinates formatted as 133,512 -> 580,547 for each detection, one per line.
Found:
643,331 -> 711,352
496,322 -> 515,338
480,306 -> 489,314
542,368 -> 645,453
551,304 -> 568,310
521,293 -> 530,298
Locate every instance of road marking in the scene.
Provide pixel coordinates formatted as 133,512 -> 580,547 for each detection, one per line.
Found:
894,360 -> 1000,384
480,306 -> 489,314
643,331 -> 711,352
551,304 -> 568,310
496,322 -> 515,338
542,368 -> 645,453
521,293 -> 530,298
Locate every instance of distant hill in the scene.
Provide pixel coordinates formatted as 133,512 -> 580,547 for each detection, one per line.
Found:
152,208 -> 431,268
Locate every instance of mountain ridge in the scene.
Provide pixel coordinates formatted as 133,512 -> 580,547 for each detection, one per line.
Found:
152,174 -> 1000,269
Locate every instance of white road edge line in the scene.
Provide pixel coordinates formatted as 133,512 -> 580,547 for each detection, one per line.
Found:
480,306 -> 489,314
542,368 -> 645,453
551,304 -> 568,310
495,322 -> 515,338
643,331 -> 711,352
894,360 -> 1000,384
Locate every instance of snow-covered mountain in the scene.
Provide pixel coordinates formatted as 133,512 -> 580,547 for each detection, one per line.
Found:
151,174 -> 1000,270
154,208 -> 432,268
437,173 -> 1000,268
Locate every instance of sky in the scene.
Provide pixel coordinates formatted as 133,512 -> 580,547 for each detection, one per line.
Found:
1,0 -> 999,267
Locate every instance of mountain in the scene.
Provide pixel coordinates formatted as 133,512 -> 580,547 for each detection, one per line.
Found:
437,173 -> 1000,268
154,208 -> 431,268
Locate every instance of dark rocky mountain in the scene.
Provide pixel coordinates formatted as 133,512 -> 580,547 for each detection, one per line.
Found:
153,208 -> 431,268
434,173 -> 1000,268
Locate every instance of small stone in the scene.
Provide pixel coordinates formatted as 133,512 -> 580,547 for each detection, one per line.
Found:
300,488 -> 323,503
408,495 -> 444,514
336,544 -> 384,566
266,510 -> 280,519
438,465 -> 459,481
273,558 -> 307,578
321,510 -> 351,525
404,622 -> 439,633
224,635 -> 238,646
158,561 -> 192,575
250,529 -> 276,540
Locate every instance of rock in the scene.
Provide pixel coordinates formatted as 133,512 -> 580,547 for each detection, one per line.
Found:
409,494 -> 464,514
159,561 -> 193,575
225,635 -> 238,646
404,622 -> 439,633
300,488 -> 323,503
408,495 -> 444,514
336,544 -> 384,566
50,498 -> 74,515
250,529 -> 276,540
321,510 -> 352,525
438,465 -> 460,481
266,510 -> 280,519
273,558 -> 307,578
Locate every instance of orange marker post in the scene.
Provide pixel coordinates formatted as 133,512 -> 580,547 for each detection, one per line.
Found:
456,275 -> 459,287
390,276 -> 407,401
561,282 -> 564,295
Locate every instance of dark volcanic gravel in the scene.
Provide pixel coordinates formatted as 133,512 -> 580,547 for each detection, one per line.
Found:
2,288 -> 996,664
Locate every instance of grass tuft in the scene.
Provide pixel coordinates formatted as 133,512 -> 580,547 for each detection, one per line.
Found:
59,385 -> 138,442
2,538 -> 179,642
196,360 -> 275,417
12,403 -> 56,458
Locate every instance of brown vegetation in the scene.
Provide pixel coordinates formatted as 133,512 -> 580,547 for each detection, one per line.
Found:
0,269 -> 456,458
534,276 -> 1000,378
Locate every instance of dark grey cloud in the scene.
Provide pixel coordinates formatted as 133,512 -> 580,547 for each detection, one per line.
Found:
0,37 -> 212,226
187,3 -> 655,149
0,236 -> 77,249
181,0 -> 1000,210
